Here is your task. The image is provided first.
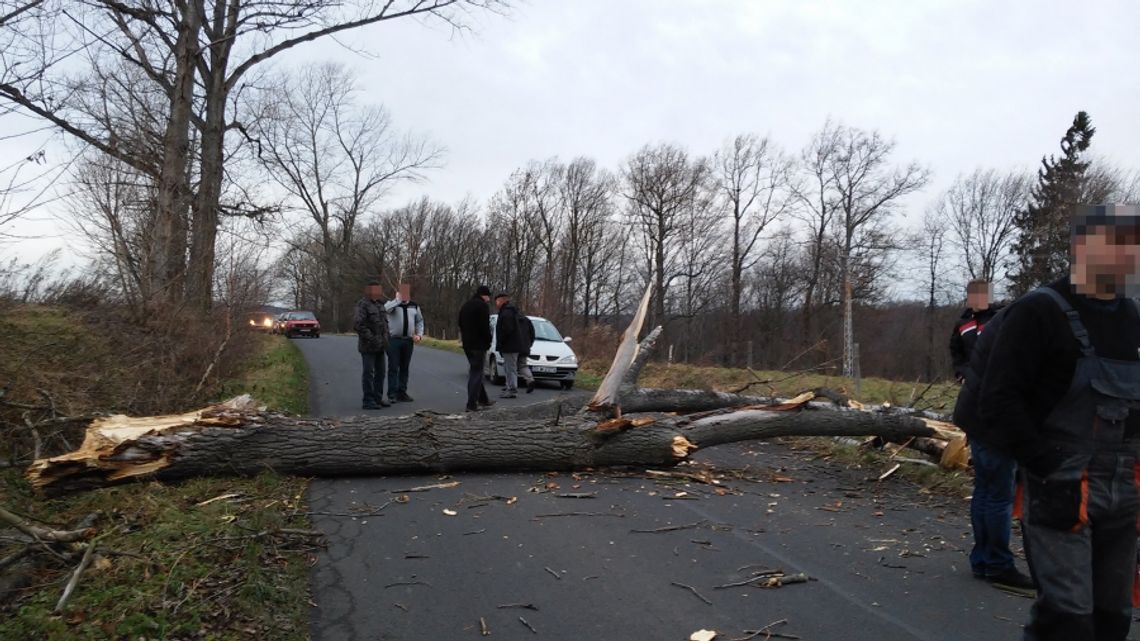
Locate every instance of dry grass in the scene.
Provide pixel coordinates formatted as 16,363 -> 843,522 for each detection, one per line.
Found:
0,306 -> 314,641
424,333 -> 960,412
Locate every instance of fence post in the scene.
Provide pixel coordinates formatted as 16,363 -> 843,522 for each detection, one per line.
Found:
853,342 -> 862,400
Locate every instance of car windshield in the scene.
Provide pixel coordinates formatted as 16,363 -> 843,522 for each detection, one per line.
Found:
289,311 -> 317,321
532,319 -> 563,341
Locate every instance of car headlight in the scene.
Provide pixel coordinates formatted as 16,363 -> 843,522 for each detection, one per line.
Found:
559,355 -> 577,364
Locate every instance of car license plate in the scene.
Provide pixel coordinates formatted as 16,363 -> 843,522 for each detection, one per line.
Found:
532,366 -> 556,374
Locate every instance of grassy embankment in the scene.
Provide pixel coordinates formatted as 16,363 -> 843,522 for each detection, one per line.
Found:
1,309 -> 314,641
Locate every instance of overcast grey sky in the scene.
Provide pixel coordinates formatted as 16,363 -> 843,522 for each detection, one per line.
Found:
8,0 -> 1140,294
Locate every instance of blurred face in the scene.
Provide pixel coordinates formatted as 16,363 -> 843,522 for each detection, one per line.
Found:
966,285 -> 990,311
495,296 -> 508,309
1071,225 -> 1140,299
365,284 -> 382,300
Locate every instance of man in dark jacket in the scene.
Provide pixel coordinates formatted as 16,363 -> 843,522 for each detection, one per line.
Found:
494,293 -> 523,398
978,205 -> 1140,641
517,313 -> 536,394
353,281 -> 390,410
949,280 -> 1031,593
950,279 -> 1002,383
458,286 -> 493,412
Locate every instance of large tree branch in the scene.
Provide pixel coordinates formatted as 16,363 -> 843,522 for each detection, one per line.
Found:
0,0 -> 44,28
225,1 -> 464,92
0,83 -> 154,176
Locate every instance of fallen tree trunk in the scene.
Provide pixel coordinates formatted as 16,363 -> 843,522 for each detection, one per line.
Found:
27,393 -> 937,496
25,280 -> 964,495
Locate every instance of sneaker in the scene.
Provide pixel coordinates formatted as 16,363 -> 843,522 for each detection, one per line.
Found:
378,399 -> 391,408
525,379 -> 535,394
465,405 -> 481,412
396,393 -> 414,402
362,403 -> 381,410
987,567 -> 1035,596
479,399 -> 496,408
500,392 -> 517,399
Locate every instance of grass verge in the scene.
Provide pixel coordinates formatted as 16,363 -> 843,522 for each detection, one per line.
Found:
0,472 -> 313,641
219,332 -> 310,414
1,327 -> 316,641
424,336 -> 959,408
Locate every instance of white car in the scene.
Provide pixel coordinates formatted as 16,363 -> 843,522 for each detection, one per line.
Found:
486,315 -> 578,389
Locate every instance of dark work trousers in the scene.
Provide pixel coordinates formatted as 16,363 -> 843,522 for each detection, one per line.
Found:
1022,452 -> 1139,641
969,439 -> 1017,576
1019,287 -> 1140,641
360,351 -> 386,406
387,336 -> 414,399
464,349 -> 489,410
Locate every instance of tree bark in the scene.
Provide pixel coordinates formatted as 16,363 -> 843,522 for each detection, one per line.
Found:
149,1 -> 201,308
25,289 -> 959,496
185,1 -> 234,310
26,392 -> 936,497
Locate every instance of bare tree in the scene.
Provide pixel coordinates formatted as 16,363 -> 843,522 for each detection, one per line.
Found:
792,122 -> 843,348
1,0 -> 506,310
254,63 -> 441,331
711,133 -> 793,364
674,189 -> 724,362
0,2 -> 75,238
918,209 -> 950,382
556,157 -> 614,326
745,226 -> 801,368
622,143 -> 709,332
1118,170 -> 1140,203
66,153 -> 158,315
937,168 -> 1029,287
519,159 -> 562,316
825,122 -> 929,377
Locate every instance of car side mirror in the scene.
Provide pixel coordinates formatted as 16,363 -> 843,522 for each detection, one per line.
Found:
563,336 -> 572,343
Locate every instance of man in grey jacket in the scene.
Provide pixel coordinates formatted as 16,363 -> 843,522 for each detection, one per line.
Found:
354,281 -> 390,410
384,285 -> 425,403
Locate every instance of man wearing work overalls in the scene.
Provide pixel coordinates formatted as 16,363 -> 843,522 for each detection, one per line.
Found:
978,204 -> 1140,641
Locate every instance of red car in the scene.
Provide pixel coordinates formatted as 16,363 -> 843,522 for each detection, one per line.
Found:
281,311 -> 321,338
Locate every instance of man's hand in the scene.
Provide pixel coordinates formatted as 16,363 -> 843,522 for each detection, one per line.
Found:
413,335 -> 422,344
392,289 -> 403,303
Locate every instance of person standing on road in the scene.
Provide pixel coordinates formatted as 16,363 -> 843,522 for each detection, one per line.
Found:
384,285 -> 425,404
949,280 -> 1032,594
494,293 -> 523,398
517,311 -> 536,394
978,205 -> 1140,641
950,280 -> 1002,384
354,281 -> 390,410
458,285 -> 494,412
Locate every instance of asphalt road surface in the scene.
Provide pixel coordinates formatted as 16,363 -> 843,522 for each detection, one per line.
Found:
295,335 -> 1042,641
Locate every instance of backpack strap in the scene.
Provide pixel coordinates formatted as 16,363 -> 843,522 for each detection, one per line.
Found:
1029,287 -> 1095,357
